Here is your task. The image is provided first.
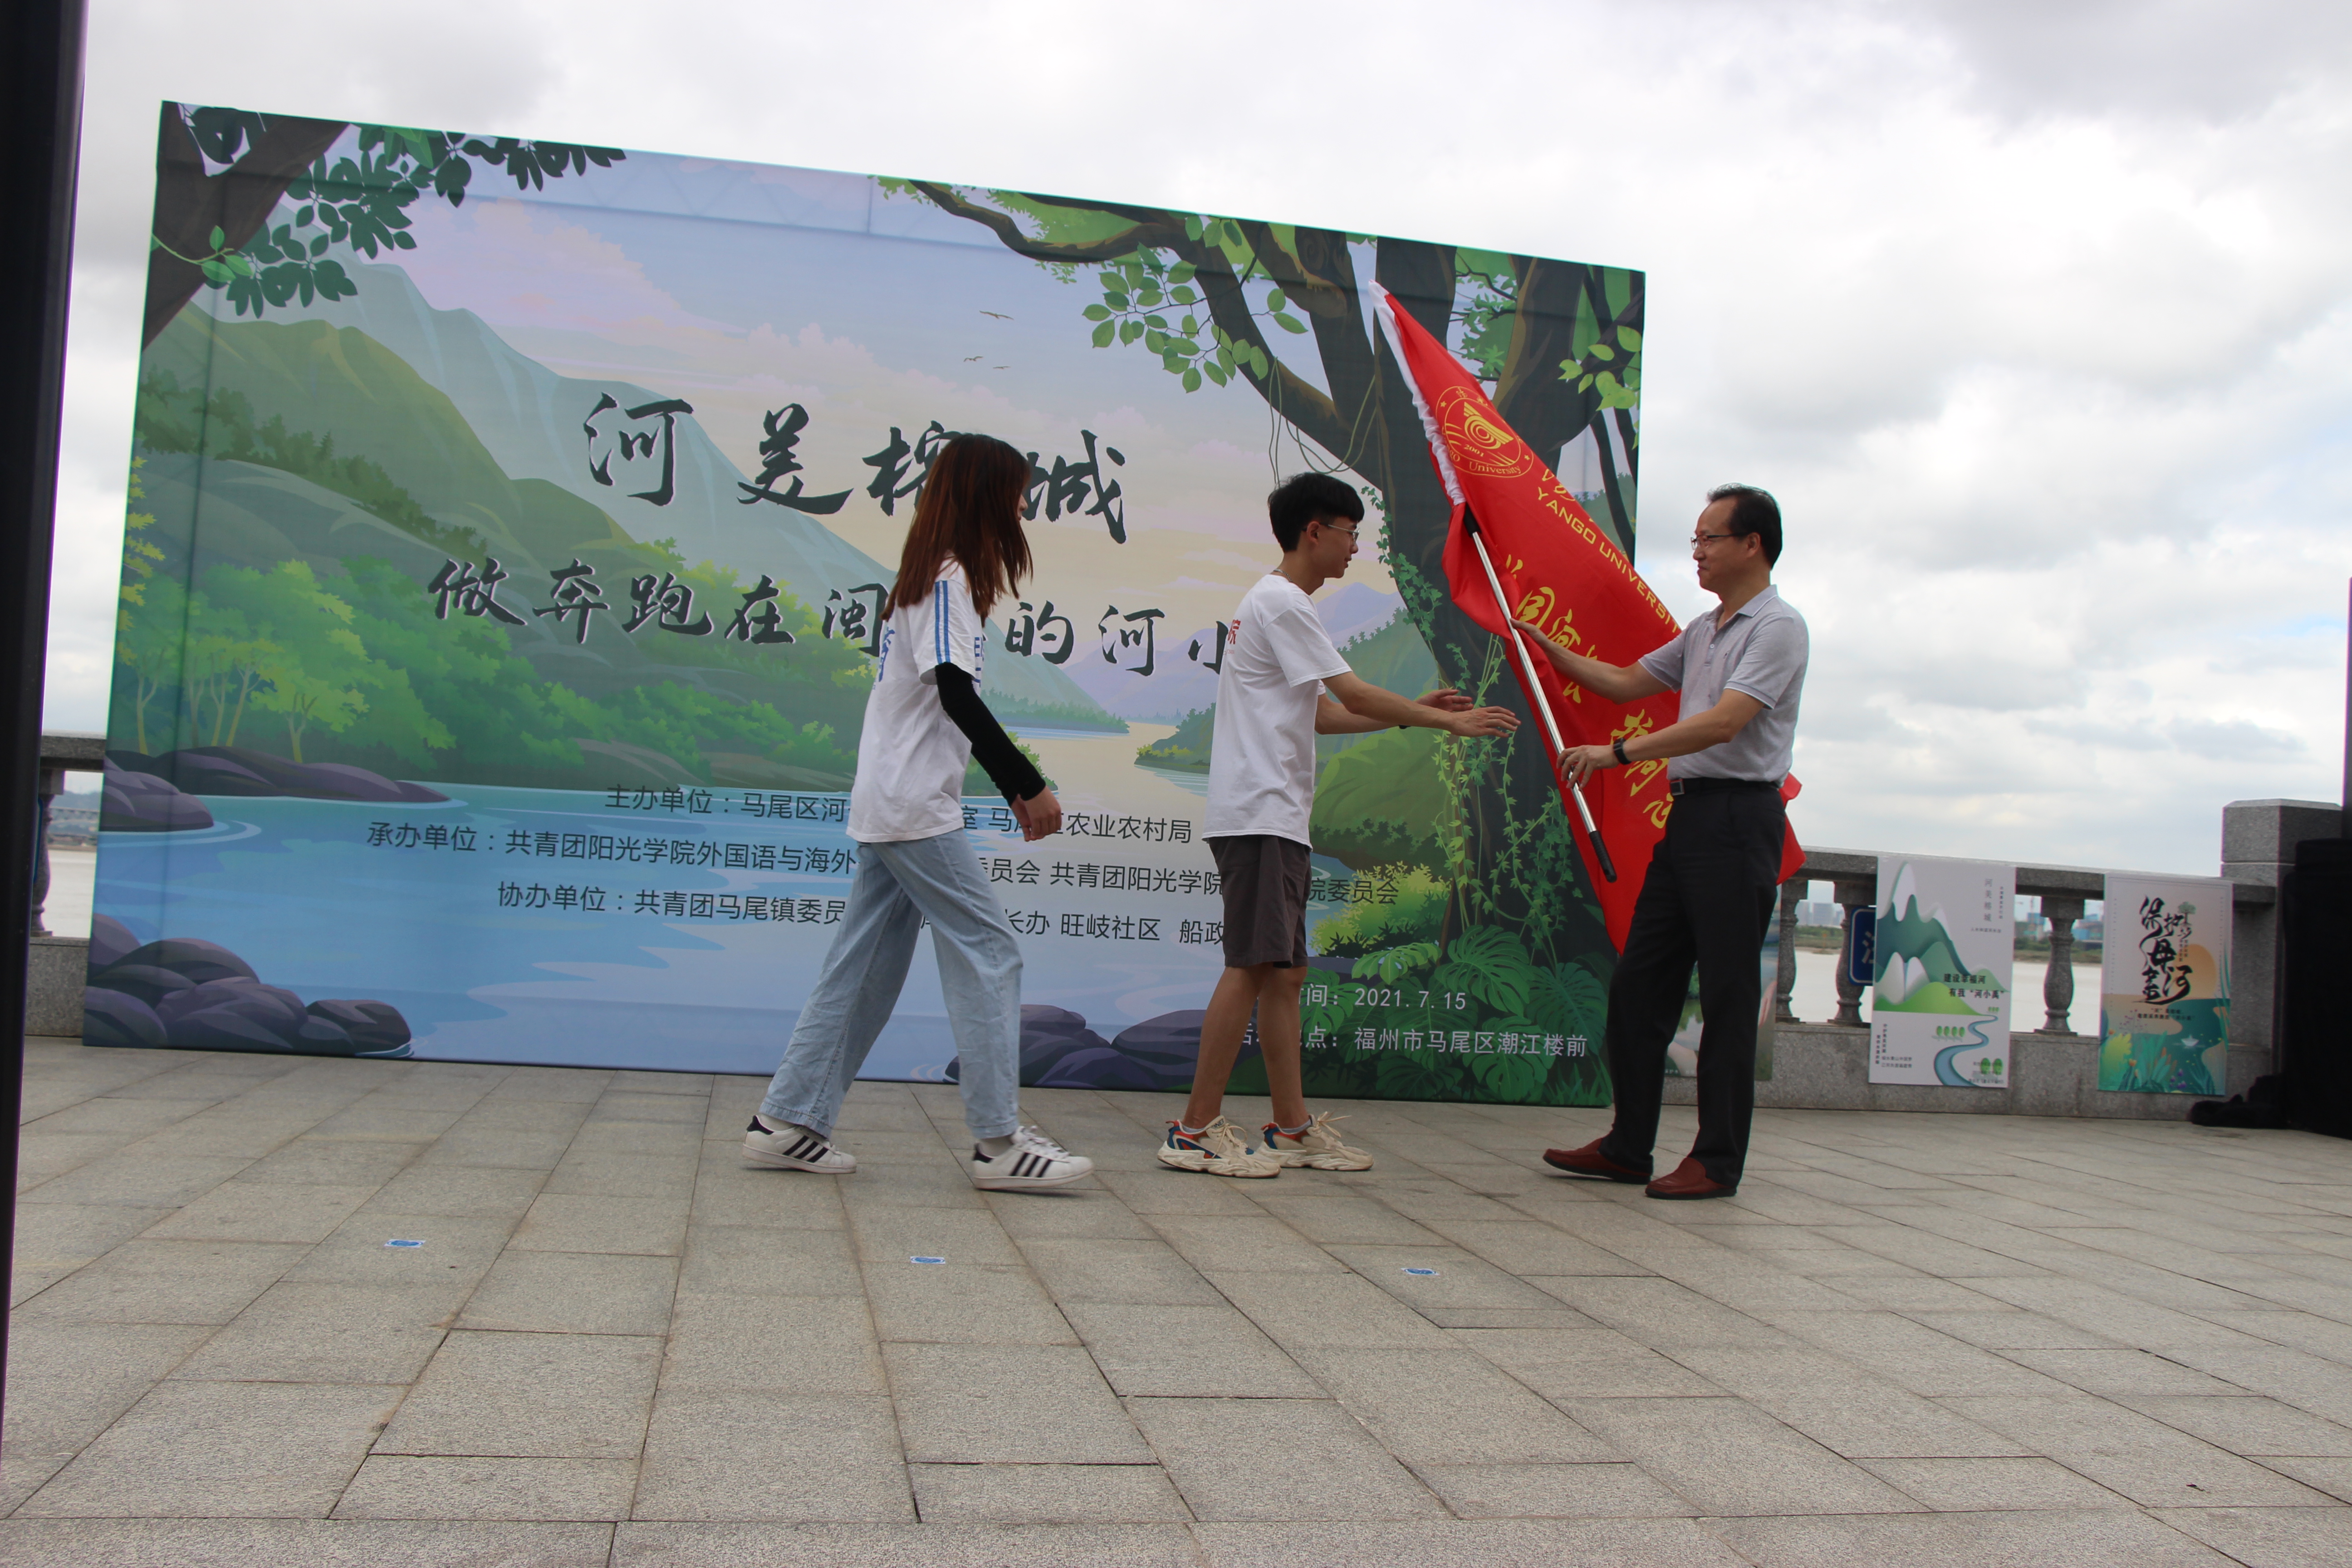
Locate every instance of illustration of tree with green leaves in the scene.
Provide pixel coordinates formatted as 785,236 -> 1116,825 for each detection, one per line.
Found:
143,103 -> 624,347
897,184 -> 1642,969
115,458 -> 179,754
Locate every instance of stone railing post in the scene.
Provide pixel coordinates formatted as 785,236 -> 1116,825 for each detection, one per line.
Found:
1775,882 -> 1801,1023
2037,895 -> 2085,1034
1833,878 -> 1872,1028
29,759 -> 62,937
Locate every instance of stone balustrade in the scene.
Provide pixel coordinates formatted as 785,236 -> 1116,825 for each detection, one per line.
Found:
1721,798 -> 2338,1120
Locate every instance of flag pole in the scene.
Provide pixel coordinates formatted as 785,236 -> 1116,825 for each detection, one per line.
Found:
1460,509 -> 1616,884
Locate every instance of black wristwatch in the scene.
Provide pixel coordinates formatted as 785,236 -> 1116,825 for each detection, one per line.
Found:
1612,738 -> 1629,767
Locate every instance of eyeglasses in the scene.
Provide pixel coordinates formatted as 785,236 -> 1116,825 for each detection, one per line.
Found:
1690,531 -> 1738,549
1319,522 -> 1361,539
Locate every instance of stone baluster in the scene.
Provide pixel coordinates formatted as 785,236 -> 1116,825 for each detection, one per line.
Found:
1832,877 -> 1874,1028
29,758 -> 60,938
2038,895 -> 2085,1034
1775,882 -> 1802,1023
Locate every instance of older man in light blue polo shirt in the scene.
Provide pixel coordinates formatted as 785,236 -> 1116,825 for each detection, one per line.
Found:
1513,483 -> 1808,1200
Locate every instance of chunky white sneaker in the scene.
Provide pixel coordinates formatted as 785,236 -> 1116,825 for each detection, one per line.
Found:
742,1115 -> 856,1173
1157,1117 -> 1282,1178
1262,1112 -> 1373,1171
970,1125 -> 1094,1190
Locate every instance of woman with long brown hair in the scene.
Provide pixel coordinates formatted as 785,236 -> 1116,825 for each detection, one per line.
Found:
744,433 -> 1094,1191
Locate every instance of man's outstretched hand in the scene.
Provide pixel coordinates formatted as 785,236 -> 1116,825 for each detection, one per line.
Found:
1416,687 -> 1475,713
1442,705 -> 1519,739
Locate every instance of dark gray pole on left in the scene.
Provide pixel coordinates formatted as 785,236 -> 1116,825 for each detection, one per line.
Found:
0,0 -> 90,1422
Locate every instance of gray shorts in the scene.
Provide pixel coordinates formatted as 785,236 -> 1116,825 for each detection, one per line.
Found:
1209,834 -> 1310,969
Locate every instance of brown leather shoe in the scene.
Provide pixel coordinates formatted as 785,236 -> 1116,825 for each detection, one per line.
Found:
1541,1138 -> 1650,1184
1645,1157 -> 1736,1200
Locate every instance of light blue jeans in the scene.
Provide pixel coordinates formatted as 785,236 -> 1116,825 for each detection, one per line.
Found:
761,828 -> 1021,1142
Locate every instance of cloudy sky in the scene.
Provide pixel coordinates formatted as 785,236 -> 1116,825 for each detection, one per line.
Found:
47,0 -> 2352,877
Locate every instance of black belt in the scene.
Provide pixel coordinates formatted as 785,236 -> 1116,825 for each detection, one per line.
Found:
1667,777 -> 1782,797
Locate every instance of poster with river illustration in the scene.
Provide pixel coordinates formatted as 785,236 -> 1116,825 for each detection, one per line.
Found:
1867,853 -> 2014,1088
95,104 -> 1645,1102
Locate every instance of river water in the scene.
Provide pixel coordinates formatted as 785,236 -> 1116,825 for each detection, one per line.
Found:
88,725 -> 1306,1078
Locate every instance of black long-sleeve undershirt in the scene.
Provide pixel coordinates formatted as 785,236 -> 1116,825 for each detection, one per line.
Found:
933,663 -> 1047,803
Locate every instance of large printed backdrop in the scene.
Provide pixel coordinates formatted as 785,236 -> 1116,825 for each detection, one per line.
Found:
97,104 -> 1646,1101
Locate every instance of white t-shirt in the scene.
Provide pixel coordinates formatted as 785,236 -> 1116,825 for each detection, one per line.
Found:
1205,573 -> 1351,847
846,563 -> 988,843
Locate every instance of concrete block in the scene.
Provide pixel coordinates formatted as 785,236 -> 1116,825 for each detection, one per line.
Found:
659,1291 -> 886,1396
1561,1396 -> 1919,1516
509,1194 -> 688,1256
1059,1300 -> 1322,1398
333,1456 -> 636,1520
25,937 -> 88,1037
375,1330 -> 661,1459
1715,1509 -> 2236,1567
907,1463 -> 1190,1523
1293,1348 -> 1617,1464
1418,1463 -> 1697,1519
15,1238 -> 307,1326
632,1391 -> 911,1522
607,1521 -> 1198,1567
864,1261 -> 1076,1346
459,1250 -> 679,1336
0,1518 -> 617,1566
2223,799 -> 2343,875
885,1344 -> 1150,1464
1014,1238 -> 1224,1306
20,1381 -> 402,1519
676,1222 -> 862,1297
1123,1396 -> 1444,1522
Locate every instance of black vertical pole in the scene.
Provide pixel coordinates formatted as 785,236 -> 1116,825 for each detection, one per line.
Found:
0,0 -> 90,1426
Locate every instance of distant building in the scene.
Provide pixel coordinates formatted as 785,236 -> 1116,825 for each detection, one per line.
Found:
46,791 -> 98,846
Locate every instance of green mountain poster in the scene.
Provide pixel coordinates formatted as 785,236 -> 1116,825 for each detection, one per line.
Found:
1868,854 -> 2014,1088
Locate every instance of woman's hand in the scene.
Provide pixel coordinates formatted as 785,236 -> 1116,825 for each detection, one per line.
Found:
1012,787 -> 1063,841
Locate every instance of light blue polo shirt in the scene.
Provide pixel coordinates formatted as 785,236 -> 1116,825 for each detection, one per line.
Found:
1637,584 -> 1808,783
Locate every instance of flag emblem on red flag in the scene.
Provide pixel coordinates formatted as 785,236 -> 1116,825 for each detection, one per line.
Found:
1372,287 -> 1802,950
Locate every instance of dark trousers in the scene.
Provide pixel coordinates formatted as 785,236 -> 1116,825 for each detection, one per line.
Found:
1596,785 -> 1784,1186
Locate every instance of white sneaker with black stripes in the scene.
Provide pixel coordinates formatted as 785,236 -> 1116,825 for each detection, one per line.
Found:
742,1114 -> 856,1173
969,1125 -> 1094,1191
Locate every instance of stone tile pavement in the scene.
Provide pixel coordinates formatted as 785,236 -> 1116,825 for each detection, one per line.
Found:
10,1037 -> 2352,1565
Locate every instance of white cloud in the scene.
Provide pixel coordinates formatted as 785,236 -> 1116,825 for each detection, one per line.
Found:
49,0 -> 2352,877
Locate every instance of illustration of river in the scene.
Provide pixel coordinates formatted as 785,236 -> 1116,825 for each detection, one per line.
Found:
92,723 -> 1356,1078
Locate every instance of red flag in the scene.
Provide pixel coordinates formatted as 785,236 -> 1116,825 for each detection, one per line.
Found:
1371,287 -> 1803,949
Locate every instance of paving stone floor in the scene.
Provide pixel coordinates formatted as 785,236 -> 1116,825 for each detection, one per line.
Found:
10,1039 -> 2352,1565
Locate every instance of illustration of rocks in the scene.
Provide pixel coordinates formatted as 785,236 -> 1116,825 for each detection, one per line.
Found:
99,763 -> 214,833
108,745 -> 449,809
946,1004 -> 1259,1092
82,914 -> 413,1058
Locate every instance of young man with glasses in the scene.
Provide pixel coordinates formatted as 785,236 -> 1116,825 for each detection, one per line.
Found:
1513,484 -> 1807,1199
1160,473 -> 1519,1177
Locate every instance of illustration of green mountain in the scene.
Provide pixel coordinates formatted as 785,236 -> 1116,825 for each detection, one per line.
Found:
143,312 -> 626,586
122,317 -> 905,786
187,263 -> 1114,728
1873,860 -> 2006,1015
